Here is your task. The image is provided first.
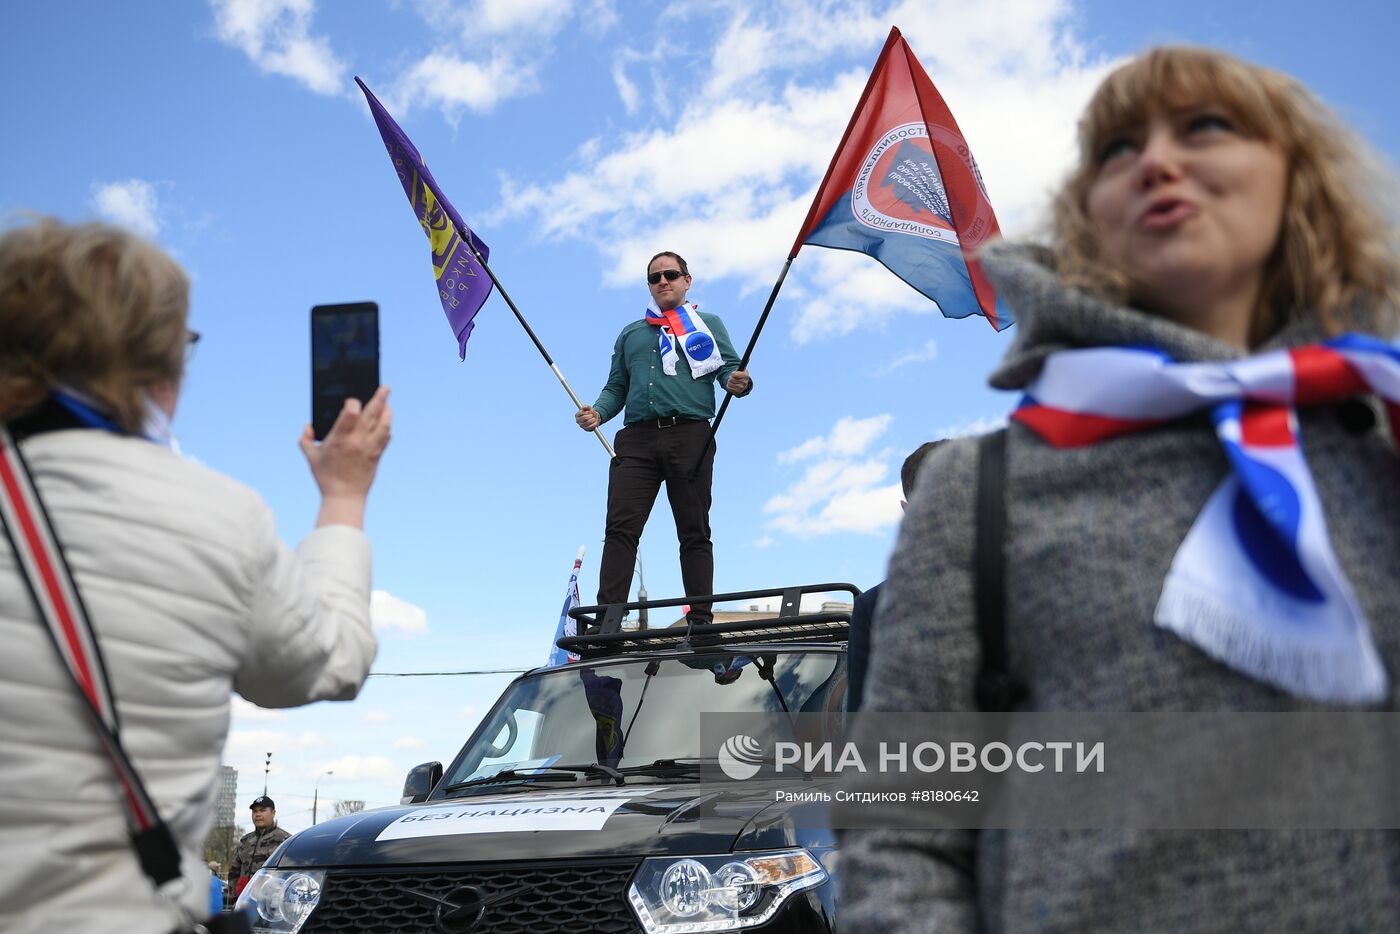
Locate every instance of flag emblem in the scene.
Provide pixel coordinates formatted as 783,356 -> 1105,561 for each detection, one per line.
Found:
855,124 -> 960,242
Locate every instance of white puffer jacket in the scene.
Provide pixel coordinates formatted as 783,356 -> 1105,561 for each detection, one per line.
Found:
0,429 -> 378,933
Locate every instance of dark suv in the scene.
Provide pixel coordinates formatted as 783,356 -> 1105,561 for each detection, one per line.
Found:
235,584 -> 854,933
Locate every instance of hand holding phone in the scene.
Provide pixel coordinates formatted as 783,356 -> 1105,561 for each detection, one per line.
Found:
306,302 -> 388,529
311,302 -> 380,441
300,386 -> 392,529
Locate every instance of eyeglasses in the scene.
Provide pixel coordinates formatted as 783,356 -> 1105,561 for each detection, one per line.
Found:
647,269 -> 686,285
185,329 -> 201,363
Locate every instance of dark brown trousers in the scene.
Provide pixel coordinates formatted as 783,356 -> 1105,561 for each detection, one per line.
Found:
597,419 -> 717,623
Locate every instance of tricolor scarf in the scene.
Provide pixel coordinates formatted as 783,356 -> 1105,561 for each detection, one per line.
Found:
645,303 -> 723,378
1013,332 -> 1400,703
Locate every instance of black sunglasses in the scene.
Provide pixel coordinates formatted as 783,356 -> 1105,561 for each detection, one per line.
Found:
185,329 -> 201,362
647,269 -> 686,285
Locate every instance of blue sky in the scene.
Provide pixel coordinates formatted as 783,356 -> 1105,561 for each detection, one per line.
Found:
4,0 -> 1397,829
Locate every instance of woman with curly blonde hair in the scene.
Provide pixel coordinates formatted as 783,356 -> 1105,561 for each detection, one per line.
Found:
841,47 -> 1400,932
1053,46 -> 1400,345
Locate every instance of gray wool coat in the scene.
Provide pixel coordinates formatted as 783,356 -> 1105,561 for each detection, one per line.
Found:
837,242 -> 1400,933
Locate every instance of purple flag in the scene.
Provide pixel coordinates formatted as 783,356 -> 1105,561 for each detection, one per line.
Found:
355,77 -> 493,358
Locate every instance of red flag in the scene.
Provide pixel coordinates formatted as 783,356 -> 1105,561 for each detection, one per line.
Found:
793,26 -> 1009,330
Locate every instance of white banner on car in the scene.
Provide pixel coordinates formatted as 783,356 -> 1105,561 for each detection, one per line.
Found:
376,788 -> 656,841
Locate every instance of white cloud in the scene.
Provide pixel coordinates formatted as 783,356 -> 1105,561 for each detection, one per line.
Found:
230,696 -> 289,723
500,0 -> 1115,343
765,415 -> 903,536
371,590 -> 428,635
779,415 -> 893,464
762,413 -> 1000,536
578,0 -> 618,35
209,0 -> 346,95
929,413 -> 1008,439
91,179 -> 162,239
224,729 -> 329,758
391,51 -> 536,116
879,338 -> 939,375
384,0 -> 592,118
392,737 -> 427,752
611,59 -> 640,115
315,754 -> 401,785
477,0 -> 572,34
695,5 -> 883,104
814,482 -> 904,533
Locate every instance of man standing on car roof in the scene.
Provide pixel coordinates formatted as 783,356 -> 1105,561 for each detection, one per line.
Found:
229,796 -> 292,897
575,251 -> 752,625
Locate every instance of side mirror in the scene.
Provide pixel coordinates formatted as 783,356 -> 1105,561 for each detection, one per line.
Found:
401,761 -> 443,805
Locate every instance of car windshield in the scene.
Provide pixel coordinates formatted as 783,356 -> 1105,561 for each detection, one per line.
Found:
441,651 -> 845,791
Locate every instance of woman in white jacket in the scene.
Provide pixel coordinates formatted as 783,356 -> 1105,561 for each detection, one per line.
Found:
0,217 -> 392,932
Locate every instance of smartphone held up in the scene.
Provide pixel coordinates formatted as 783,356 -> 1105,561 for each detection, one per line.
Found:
311,302 -> 380,441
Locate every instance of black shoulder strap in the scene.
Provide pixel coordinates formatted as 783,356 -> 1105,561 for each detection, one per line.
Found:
974,428 -> 1025,712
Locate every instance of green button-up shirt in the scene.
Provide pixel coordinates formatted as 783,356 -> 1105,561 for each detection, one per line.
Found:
592,311 -> 750,425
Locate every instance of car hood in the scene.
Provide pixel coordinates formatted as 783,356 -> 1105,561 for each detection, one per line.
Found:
271,777 -> 830,867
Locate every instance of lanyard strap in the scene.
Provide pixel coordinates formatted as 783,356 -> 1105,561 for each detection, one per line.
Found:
0,424 -> 182,886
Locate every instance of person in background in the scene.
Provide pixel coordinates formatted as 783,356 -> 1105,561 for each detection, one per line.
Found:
229,796 -> 291,897
840,47 -> 1400,931
847,439 -> 945,711
575,251 -> 751,624
0,217 -> 391,933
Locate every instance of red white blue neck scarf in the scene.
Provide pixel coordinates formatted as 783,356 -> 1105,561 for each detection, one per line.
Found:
645,303 -> 723,378
1013,332 -> 1399,703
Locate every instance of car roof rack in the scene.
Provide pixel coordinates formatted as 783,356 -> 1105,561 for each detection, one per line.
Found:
557,583 -> 860,659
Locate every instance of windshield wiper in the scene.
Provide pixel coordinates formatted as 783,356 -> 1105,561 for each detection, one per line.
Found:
442,762 -> 627,796
618,758 -> 709,781
622,757 -> 711,772
441,769 -> 584,794
550,762 -> 627,786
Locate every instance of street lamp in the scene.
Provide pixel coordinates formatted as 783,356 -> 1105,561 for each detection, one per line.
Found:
263,752 -> 272,796
312,770 -> 334,825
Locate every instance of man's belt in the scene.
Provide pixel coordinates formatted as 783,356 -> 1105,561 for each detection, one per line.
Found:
630,416 -> 706,429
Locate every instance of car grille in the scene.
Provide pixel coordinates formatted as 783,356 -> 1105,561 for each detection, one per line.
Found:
299,860 -> 641,933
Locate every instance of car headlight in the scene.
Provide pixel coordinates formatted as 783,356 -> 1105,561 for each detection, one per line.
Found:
233,868 -> 326,933
628,849 -> 826,932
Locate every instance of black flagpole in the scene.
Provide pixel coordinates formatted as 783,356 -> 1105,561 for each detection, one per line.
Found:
688,255 -> 795,479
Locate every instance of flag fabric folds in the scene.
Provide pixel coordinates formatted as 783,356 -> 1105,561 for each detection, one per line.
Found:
547,548 -> 586,667
792,26 -> 1011,331
579,669 -> 625,764
355,77 -> 494,358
